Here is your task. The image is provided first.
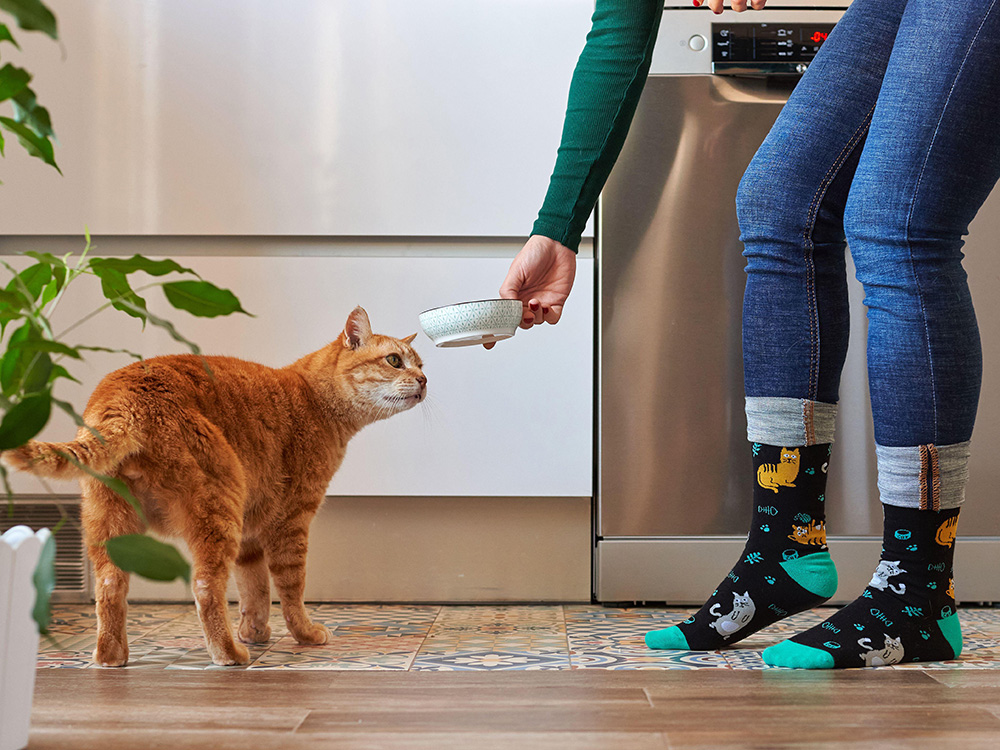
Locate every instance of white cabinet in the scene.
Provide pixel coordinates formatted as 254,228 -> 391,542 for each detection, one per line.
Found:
0,0 -> 594,236
9,254 -> 594,497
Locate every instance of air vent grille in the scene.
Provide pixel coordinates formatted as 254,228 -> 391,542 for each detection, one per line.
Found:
2,499 -> 89,598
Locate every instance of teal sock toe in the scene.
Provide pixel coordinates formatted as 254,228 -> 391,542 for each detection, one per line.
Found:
763,639 -> 835,669
645,626 -> 690,650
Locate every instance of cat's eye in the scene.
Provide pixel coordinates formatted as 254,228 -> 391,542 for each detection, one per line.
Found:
386,354 -> 403,368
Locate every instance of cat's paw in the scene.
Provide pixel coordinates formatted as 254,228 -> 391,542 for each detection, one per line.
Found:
93,638 -> 129,668
238,619 -> 272,644
293,622 -> 331,646
210,642 -> 251,666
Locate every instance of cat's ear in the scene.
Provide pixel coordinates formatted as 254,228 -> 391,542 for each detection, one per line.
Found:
401,333 -> 417,345
343,306 -> 373,350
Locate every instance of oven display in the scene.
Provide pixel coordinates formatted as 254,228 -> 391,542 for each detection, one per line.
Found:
712,23 -> 835,65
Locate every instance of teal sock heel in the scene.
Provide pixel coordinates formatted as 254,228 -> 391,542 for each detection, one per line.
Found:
779,550 -> 838,600
937,612 -> 963,658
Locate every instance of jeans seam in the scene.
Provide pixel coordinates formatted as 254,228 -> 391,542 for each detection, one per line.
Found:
802,104 -> 876,402
903,0 -> 998,445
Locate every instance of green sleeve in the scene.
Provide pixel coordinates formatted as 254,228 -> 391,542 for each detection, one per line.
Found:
532,0 -> 663,253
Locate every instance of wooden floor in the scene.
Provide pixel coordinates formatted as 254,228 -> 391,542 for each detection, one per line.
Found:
30,668 -> 1000,749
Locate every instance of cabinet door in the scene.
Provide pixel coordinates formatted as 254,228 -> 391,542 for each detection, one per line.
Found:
0,0 -> 593,236
9,255 -> 594,497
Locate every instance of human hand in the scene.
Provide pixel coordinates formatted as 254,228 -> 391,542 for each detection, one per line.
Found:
699,0 -> 767,14
484,234 -> 576,349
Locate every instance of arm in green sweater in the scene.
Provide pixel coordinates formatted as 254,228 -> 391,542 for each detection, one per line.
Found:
531,0 -> 663,253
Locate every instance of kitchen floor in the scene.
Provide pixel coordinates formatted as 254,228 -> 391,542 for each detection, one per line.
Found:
38,603 -> 1000,671
31,604 -> 1000,749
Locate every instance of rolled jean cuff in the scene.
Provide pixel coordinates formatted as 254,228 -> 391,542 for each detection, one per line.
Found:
875,441 -> 971,510
745,397 -> 837,446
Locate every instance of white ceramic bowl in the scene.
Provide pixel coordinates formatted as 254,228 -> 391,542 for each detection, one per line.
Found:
418,299 -> 523,348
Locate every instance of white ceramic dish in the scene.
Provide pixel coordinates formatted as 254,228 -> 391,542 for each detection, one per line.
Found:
418,298 -> 523,348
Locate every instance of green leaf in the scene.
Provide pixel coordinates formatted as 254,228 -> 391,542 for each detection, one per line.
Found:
0,287 -> 25,309
11,87 -> 54,138
0,390 -> 51,450
91,266 -> 148,321
0,115 -> 59,172
0,23 -> 20,48
162,280 -> 249,318
39,277 -> 58,307
0,0 -> 57,39
6,261 -> 51,301
54,450 -> 146,524
117,299 -> 201,355
0,321 -> 32,394
0,63 -> 30,102
91,255 -> 197,278
48,364 -> 81,385
75,344 -> 143,361
20,349 -> 52,393
31,531 -> 55,635
105,534 -> 190,584
11,338 -> 82,359
1,321 -> 54,396
22,251 -> 67,270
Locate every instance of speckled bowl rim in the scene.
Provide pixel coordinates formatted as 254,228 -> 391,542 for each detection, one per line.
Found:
419,298 -> 523,315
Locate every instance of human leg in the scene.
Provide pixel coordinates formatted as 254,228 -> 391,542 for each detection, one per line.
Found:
765,0 -> 1000,668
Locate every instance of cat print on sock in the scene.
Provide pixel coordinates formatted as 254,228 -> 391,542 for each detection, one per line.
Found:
858,634 -> 905,667
757,447 -> 800,493
708,592 -> 756,639
869,560 -> 906,594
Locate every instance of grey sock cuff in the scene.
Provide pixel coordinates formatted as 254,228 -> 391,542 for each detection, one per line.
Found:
875,441 -> 971,510
745,397 -> 837,446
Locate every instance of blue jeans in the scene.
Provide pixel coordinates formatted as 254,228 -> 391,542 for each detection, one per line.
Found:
739,0 -> 1000,461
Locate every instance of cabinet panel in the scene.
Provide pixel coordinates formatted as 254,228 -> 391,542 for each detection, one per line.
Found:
8,255 -> 594,497
0,0 -> 593,236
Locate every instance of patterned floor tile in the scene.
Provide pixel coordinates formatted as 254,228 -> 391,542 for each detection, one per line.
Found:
571,649 -> 731,670
721,648 -> 769,670
411,650 -> 570,671
35,603 -> 1000,672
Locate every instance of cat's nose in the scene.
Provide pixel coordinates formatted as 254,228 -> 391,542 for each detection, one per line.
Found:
416,375 -> 427,386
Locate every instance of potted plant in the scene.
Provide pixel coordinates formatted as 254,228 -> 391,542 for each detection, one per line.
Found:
1,3 -> 248,747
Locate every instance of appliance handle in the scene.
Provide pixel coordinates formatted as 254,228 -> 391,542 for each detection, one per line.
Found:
709,76 -> 794,105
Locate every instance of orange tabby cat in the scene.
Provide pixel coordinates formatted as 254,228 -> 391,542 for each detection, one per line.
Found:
3,307 -> 424,667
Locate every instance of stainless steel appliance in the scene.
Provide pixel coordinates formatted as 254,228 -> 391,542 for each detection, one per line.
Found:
596,2 -> 1000,604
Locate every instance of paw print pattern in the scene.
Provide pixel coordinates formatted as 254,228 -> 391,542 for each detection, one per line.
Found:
818,494 -> 825,503
804,467 -> 815,475
760,524 -> 770,532
744,552 -> 763,565
920,630 -> 931,640
927,581 -> 938,590
906,544 -> 918,552
764,575 -> 776,585
853,623 -> 864,631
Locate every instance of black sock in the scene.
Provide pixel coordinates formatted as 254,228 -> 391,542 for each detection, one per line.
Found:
763,504 -> 961,668
646,443 -> 838,651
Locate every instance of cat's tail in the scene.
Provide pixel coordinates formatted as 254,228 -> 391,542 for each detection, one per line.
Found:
2,420 -> 139,480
